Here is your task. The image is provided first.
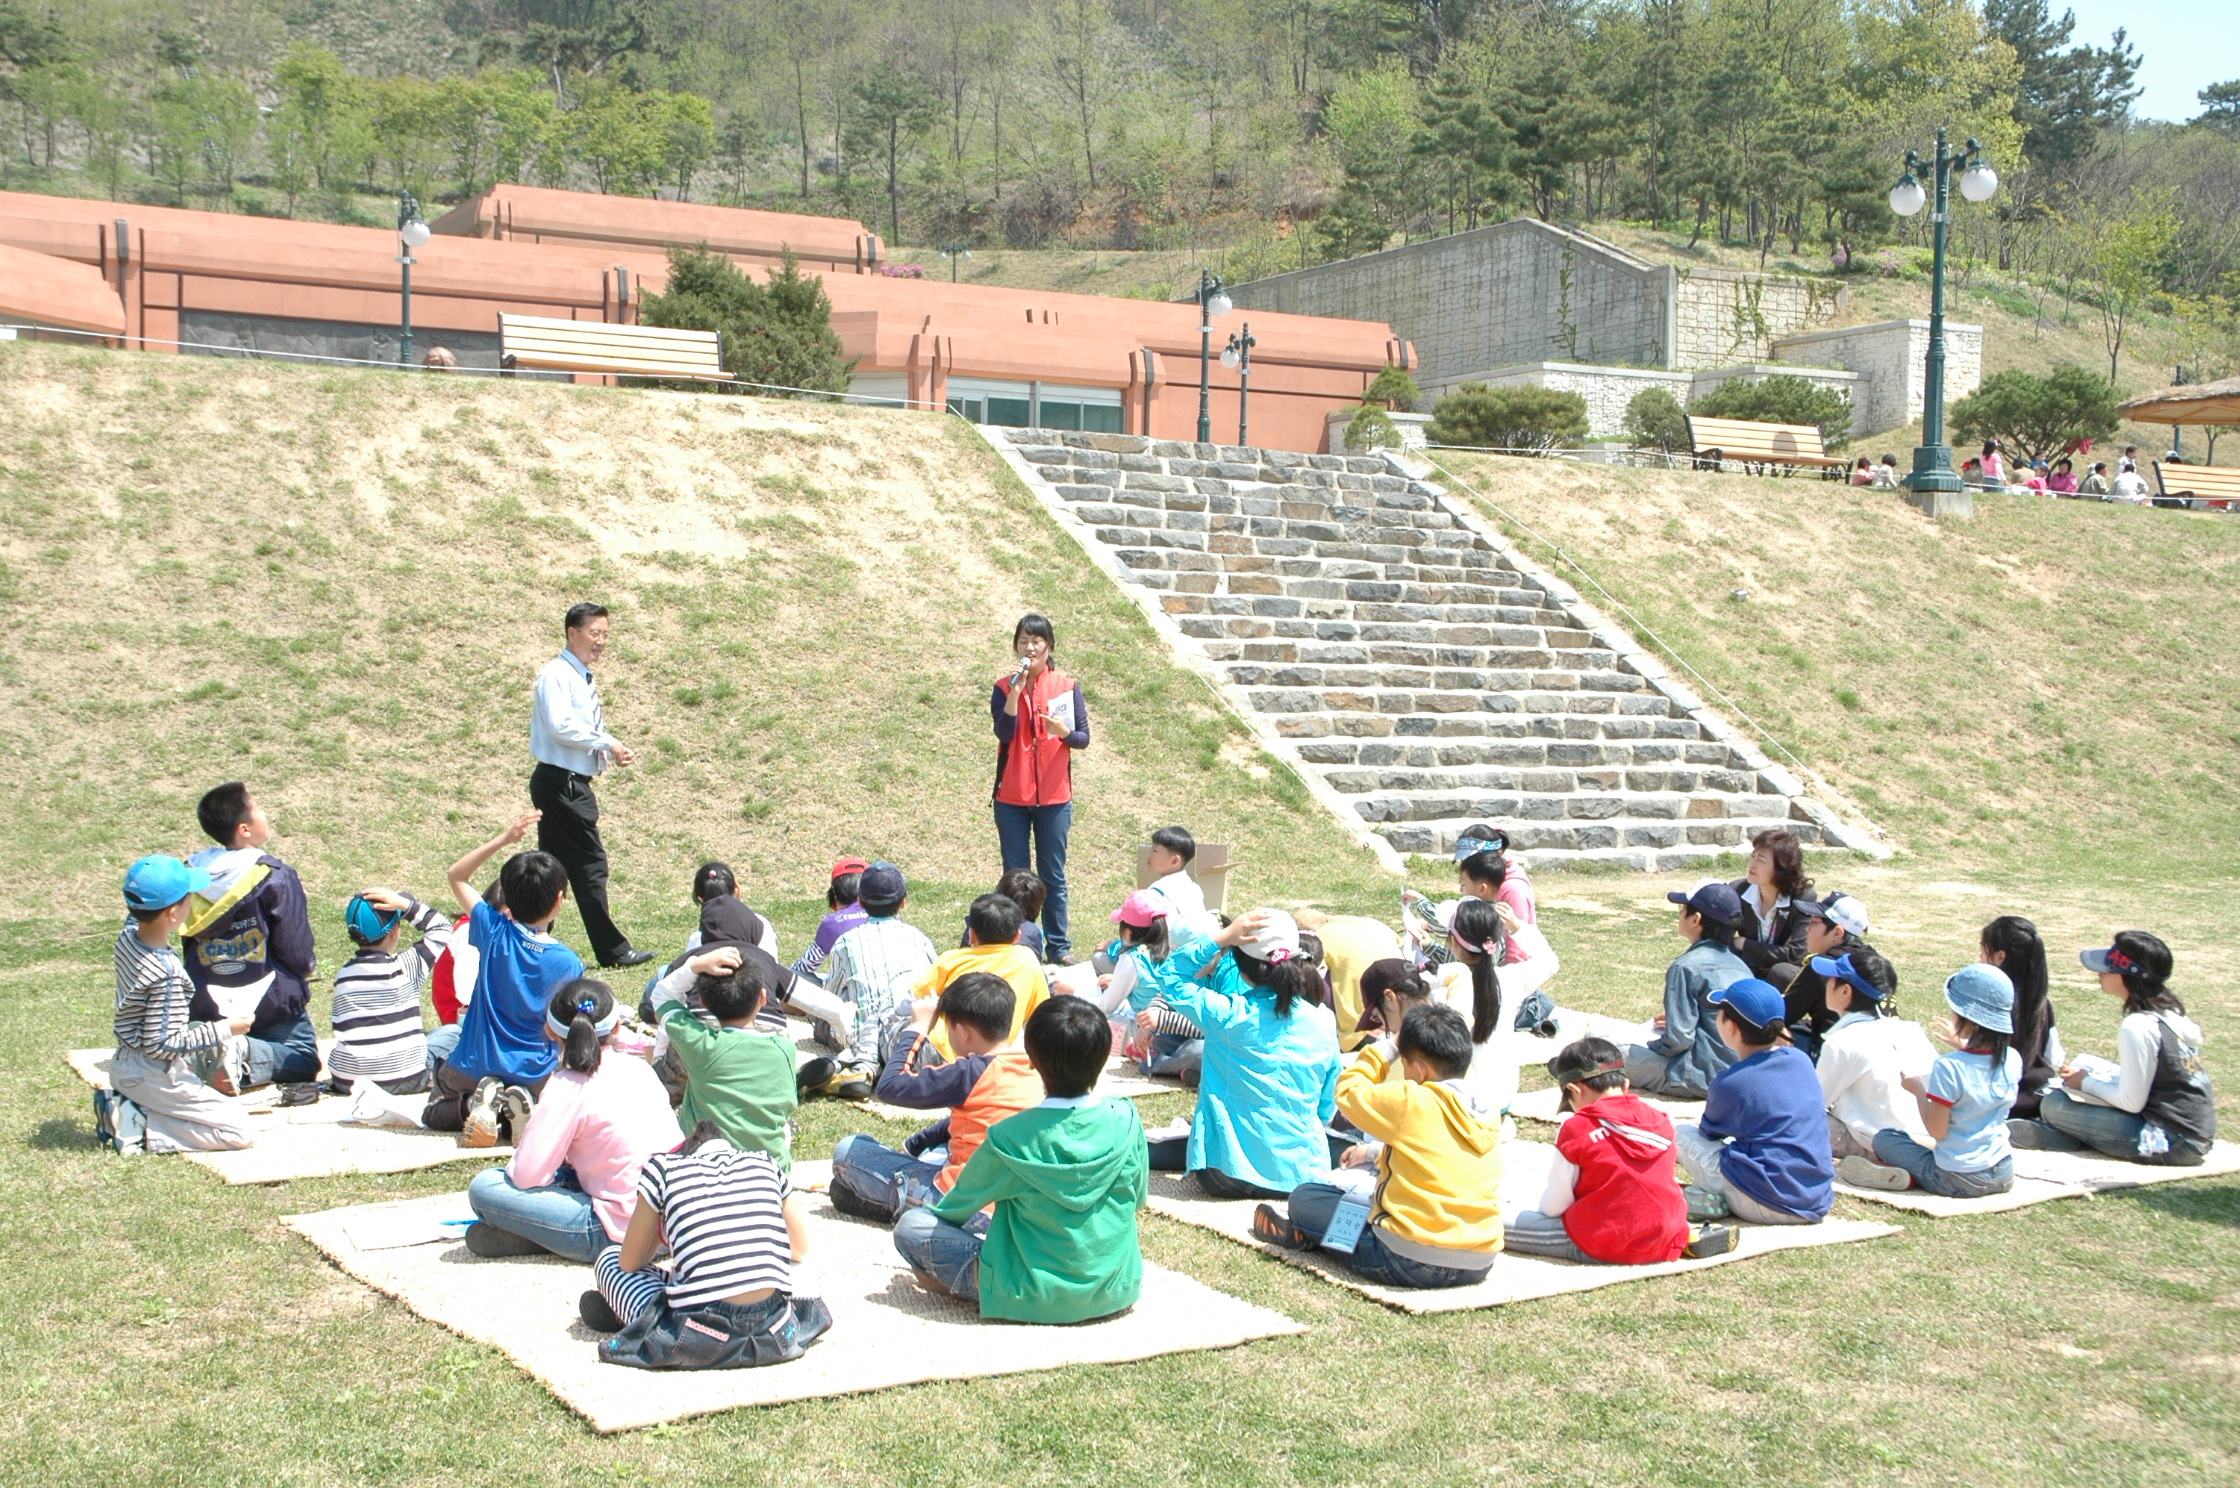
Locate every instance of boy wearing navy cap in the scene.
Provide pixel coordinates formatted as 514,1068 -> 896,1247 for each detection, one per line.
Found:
1622,882 -> 1751,1099
96,856 -> 255,1156
1673,976 -> 1834,1225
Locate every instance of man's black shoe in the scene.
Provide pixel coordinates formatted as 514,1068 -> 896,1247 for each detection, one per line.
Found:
602,947 -> 655,969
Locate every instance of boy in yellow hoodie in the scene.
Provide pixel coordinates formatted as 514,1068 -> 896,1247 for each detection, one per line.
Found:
1252,1004 -> 1502,1288
913,893 -> 1049,1058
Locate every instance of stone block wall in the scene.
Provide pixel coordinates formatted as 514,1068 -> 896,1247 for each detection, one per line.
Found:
1671,268 -> 1846,370
1771,319 -> 1983,436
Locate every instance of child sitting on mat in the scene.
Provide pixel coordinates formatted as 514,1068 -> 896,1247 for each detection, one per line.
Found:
1839,965 -> 2018,1198
2010,933 -> 2217,1166
646,945 -> 800,1170
1625,882 -> 1752,1100
790,858 -> 869,985
894,997 -> 1148,1321
912,893 -> 1048,1058
1141,909 -> 1339,1200
584,1119 -> 833,1369
1674,977 -> 1834,1225
1252,1004 -> 1501,1289
1506,1038 -> 1736,1264
1143,825 -> 1222,940
1813,948 -> 1935,1162
964,869 -> 1048,963
814,861 -> 938,1098
327,889 -> 451,1098
828,973 -> 1042,1224
1094,889 -> 1216,1066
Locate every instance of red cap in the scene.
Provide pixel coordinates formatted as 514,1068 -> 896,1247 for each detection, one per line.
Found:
830,857 -> 869,878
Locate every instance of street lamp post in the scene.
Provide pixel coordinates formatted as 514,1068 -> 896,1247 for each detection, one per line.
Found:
1887,128 -> 1996,517
1221,323 -> 1256,446
395,190 -> 432,367
937,241 -> 972,282
1194,269 -> 1232,445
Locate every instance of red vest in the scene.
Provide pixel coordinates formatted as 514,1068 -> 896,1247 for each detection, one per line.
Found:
994,665 -> 1078,807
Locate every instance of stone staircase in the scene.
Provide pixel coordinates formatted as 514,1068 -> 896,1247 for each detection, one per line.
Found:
984,428 -> 1876,870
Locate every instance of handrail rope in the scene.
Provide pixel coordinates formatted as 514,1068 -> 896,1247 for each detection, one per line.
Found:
1413,448 -> 1820,781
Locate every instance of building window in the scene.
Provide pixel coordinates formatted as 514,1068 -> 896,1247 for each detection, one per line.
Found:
945,378 -> 1123,431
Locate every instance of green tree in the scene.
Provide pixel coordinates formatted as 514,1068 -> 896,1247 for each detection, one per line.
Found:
272,45 -> 375,195
1323,65 -> 1419,244
847,65 -> 936,244
64,69 -> 132,200
2085,196 -> 2179,382
1985,0 -> 2141,172
1426,384 -> 1589,454
1623,386 -> 1692,452
571,81 -> 670,194
715,108 -> 769,204
1949,367 -> 2120,464
2197,80 -> 2240,134
1364,364 -> 1419,408
662,91 -> 714,199
1346,403 -> 1399,451
1691,374 -> 1854,449
368,76 -> 448,198
639,245 -> 852,394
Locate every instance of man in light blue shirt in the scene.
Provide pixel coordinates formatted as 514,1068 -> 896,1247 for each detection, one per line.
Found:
528,602 -> 650,969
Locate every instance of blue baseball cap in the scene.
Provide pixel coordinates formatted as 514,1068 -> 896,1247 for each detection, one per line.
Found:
123,855 -> 210,913
1943,963 -> 2014,1034
346,894 -> 404,945
1668,880 -> 1743,926
858,860 -> 907,907
1706,976 -> 1786,1028
1810,952 -> 1888,1003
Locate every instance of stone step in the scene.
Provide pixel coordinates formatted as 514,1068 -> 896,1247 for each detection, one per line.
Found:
1220,659 -> 1634,690
1350,787 -> 1784,825
1242,684 -> 1670,717
1322,761 -> 1767,796
1294,736 -> 1731,768
1375,817 -> 1820,857
1199,635 -> 1594,665
1268,711 -> 1705,742
1173,612 -> 1577,641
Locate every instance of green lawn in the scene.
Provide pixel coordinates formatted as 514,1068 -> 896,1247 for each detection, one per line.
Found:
1,343 -> 2233,1485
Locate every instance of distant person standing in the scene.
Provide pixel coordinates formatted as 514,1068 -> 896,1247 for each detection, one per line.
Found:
531,603 -> 651,970
991,613 -> 1089,962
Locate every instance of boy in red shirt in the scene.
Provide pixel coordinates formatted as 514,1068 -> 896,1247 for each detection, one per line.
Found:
1506,1038 -> 1737,1264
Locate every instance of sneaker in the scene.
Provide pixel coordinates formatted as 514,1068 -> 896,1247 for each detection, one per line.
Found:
825,1064 -> 876,1102
463,1222 -> 550,1259
825,1177 -> 898,1225
1684,1224 -> 1741,1259
794,1056 -> 837,1097
791,1295 -> 834,1348
1682,1184 -> 1731,1222
1250,1203 -> 1314,1251
111,1095 -> 146,1155
578,1289 -> 624,1333
493,1085 -> 536,1144
92,1088 -> 118,1145
460,1076 -> 505,1148
277,1082 -> 320,1108
1179,1067 -> 1201,1090
1836,1154 -> 1914,1192
601,947 -> 655,970
209,1037 -> 248,1097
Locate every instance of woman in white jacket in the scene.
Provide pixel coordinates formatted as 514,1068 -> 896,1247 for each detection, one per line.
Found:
1429,898 -> 1560,1125
1811,947 -> 1935,1161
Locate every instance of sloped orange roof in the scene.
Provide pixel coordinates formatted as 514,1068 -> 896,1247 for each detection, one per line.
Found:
0,239 -> 125,336
433,183 -> 879,269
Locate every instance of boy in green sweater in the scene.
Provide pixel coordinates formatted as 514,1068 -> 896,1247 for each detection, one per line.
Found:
893,996 -> 1147,1323
648,945 -> 800,1171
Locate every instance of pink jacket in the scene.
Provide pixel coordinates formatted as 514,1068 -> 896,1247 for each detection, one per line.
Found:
505,1053 -> 678,1240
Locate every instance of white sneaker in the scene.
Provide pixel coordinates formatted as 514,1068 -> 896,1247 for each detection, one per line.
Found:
460,1076 -> 505,1148
1837,1154 -> 1913,1191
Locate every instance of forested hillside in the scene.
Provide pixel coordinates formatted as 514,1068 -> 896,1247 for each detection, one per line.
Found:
1,1 -> 2236,375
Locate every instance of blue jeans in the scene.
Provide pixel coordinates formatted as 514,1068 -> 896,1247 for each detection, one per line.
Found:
830,1134 -> 943,1224
1502,1209 -> 1597,1264
1285,1182 -> 1491,1289
893,1206 -> 983,1301
2010,1088 -> 2209,1166
247,1009 -> 321,1087
424,1023 -> 462,1071
1870,1130 -> 2014,1198
994,800 -> 1072,959
1140,1031 -> 1203,1078
467,1165 -> 612,1263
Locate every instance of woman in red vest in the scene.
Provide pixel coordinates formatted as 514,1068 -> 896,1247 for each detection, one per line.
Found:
991,614 -> 1090,962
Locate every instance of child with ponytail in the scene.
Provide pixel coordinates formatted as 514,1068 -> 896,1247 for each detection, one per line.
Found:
465,978 -> 677,1262
1980,916 -> 2061,1119
2010,932 -> 2216,1166
1430,897 -> 1559,1125
1139,909 -> 1339,1199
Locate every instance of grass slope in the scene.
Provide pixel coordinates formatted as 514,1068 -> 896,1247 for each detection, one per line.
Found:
0,343 -> 2233,1487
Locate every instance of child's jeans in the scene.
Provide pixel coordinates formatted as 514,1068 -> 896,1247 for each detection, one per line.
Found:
192,1010 -> 321,1090
1140,1032 -> 1203,1079
1284,1182 -> 1491,1289
1675,1124 -> 1822,1226
892,1207 -> 983,1301
106,1046 -> 254,1154
1868,1130 -> 2014,1198
1621,1045 -> 1709,1100
830,1134 -> 944,1223
2009,1088 -> 2210,1166
467,1165 -> 611,1262
424,1023 -> 463,1071
1502,1210 -> 1599,1264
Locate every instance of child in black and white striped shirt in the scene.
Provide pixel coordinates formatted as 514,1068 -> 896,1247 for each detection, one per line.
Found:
328,890 -> 451,1096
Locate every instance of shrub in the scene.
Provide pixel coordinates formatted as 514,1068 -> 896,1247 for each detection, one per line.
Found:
1691,374 -> 1853,450
1623,387 -> 1692,452
1363,365 -> 1420,409
1949,367 -> 2121,465
638,244 -> 852,395
1345,404 -> 1399,451
1426,384 -> 1589,454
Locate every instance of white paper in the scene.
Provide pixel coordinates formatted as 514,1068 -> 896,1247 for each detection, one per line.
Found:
1045,691 -> 1076,734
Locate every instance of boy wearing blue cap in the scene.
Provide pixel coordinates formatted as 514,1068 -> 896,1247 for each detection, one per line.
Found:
1838,964 -> 2019,1198
1674,976 -> 1834,1225
1623,882 -> 1751,1099
327,888 -> 453,1097
96,856 -> 255,1156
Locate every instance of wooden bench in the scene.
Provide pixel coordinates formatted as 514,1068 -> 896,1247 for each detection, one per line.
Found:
2152,460 -> 2240,511
498,313 -> 727,381
1688,415 -> 1848,478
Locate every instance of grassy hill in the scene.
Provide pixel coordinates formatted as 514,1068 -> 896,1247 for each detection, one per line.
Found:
2,342 -> 2234,1487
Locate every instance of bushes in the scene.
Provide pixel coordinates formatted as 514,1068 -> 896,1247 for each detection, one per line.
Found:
639,245 -> 852,395
1691,374 -> 1854,450
1426,384 -> 1589,454
1623,387 -> 1692,452
1345,404 -> 1400,451
1950,367 -> 2120,464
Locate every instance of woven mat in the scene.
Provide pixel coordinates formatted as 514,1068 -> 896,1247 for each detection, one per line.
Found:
1507,1011 -> 1657,1069
1509,1085 -> 1704,1127
1142,1163 -> 1899,1315
66,1047 -> 510,1184
1835,1139 -> 2240,1216
285,1161 -> 1305,1432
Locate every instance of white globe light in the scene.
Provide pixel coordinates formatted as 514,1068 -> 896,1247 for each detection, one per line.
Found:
1888,177 -> 1927,217
401,218 -> 433,248
1207,290 -> 1232,319
1220,346 -> 1241,369
1959,164 -> 1998,203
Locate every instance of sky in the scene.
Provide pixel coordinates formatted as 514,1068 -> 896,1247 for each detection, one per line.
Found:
2054,0 -> 2237,123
